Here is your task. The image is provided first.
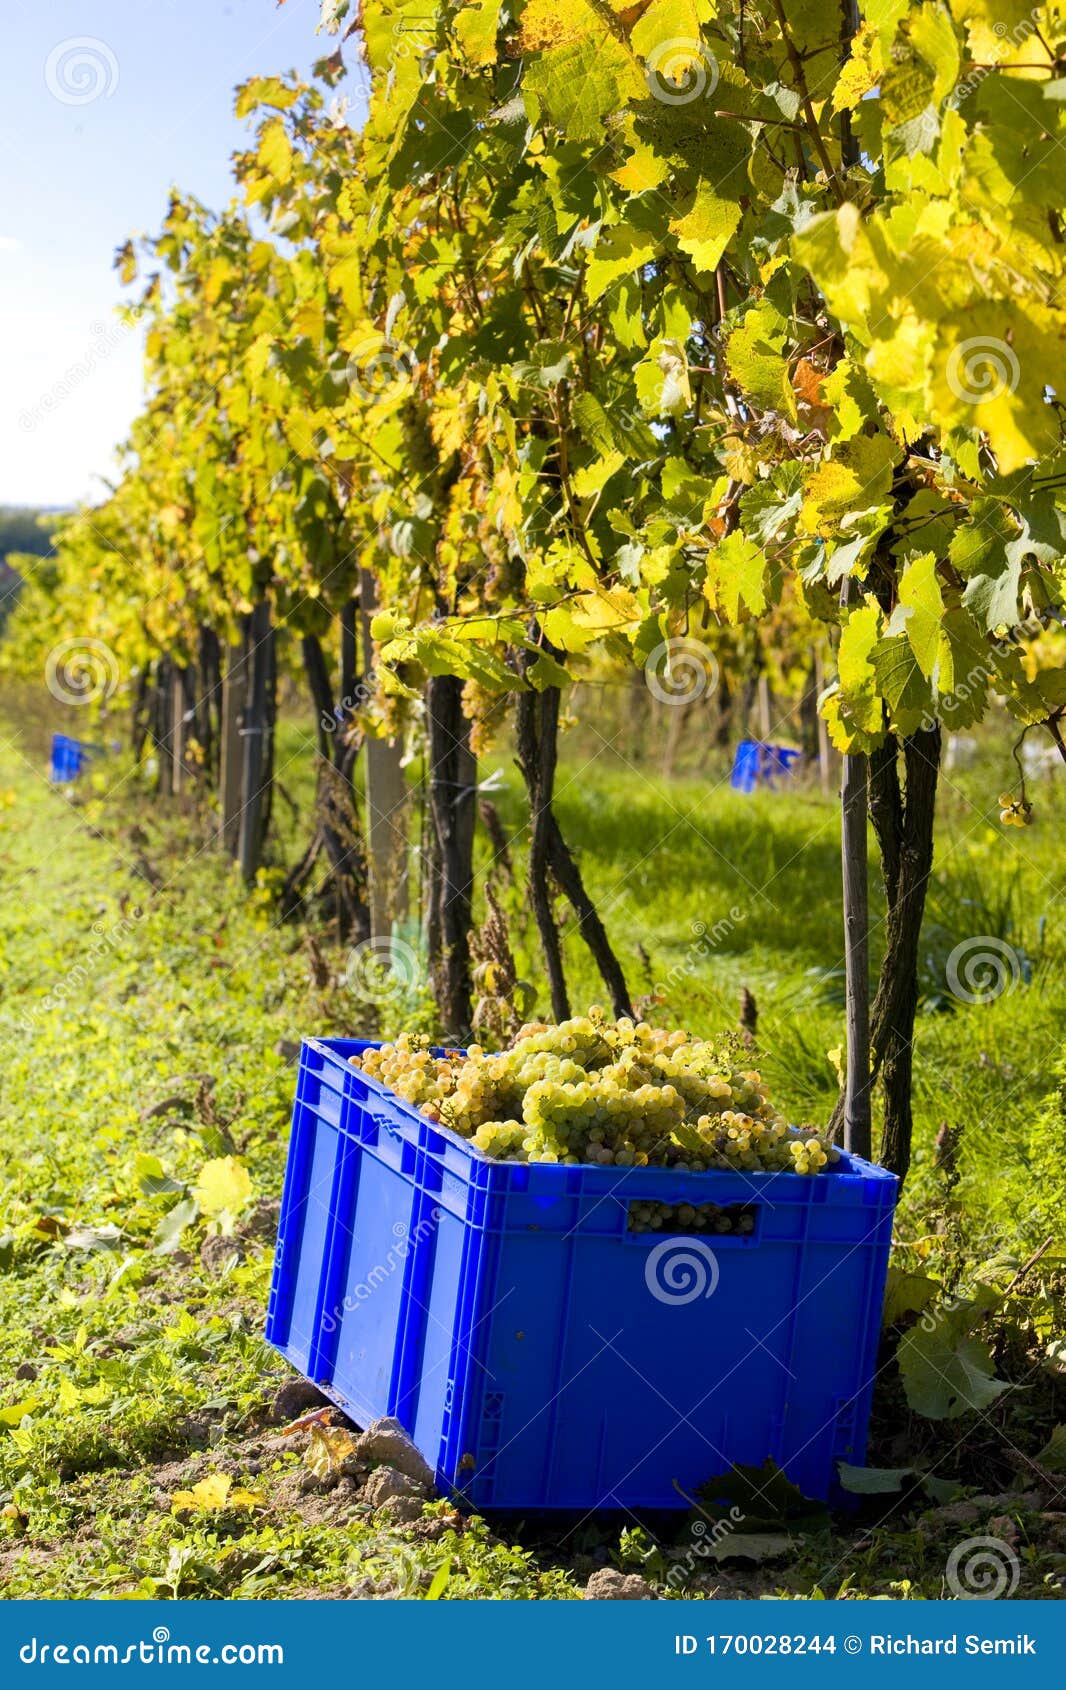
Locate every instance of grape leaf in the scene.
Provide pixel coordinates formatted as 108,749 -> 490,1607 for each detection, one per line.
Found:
670,185 -> 742,275
894,551 -> 942,678
1035,1424 -> 1066,1474
898,1309 -> 1009,1419
194,1156 -> 253,1219
883,1267 -> 938,1327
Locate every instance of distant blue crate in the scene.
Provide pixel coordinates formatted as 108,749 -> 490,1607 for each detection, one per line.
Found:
49,734 -> 94,784
731,740 -> 803,793
266,1038 -> 897,1512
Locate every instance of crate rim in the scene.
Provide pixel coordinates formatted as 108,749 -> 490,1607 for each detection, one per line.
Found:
300,1034 -> 899,1191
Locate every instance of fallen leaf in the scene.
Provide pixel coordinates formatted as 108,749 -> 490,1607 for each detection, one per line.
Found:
304,1422 -> 355,1480
707,1532 -> 796,1562
0,1398 -> 41,1429
33,1216 -> 68,1239
194,1156 -> 253,1218
172,1474 -> 262,1513
1035,1424 -> 1066,1475
281,1406 -> 335,1436
64,1223 -> 125,1251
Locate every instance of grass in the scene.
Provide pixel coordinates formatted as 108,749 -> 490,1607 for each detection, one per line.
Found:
0,700 -> 1062,1600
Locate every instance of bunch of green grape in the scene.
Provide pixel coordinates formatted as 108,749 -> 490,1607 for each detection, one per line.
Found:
348,1014 -> 840,1175
627,1201 -> 758,1235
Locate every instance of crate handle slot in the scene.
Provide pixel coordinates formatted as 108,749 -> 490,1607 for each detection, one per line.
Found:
624,1196 -> 762,1245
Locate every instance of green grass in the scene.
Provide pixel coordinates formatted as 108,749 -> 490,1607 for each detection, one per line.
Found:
0,706 -> 1062,1600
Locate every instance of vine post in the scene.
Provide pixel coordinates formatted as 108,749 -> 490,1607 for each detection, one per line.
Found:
238,599 -> 272,884
360,567 -> 409,940
219,637 -> 245,855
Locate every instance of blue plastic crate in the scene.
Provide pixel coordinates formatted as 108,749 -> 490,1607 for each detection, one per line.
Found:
266,1038 -> 897,1512
49,733 -> 93,784
731,740 -> 803,793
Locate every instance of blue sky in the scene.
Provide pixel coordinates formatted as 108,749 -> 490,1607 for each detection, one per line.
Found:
1,0 -> 344,508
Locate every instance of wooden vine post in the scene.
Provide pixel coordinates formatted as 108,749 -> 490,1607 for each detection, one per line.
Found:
360,568 -> 409,940
238,599 -> 272,884
219,636 -> 245,856
839,579 -> 872,1160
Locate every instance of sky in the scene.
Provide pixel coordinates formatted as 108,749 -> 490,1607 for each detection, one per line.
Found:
0,0 -> 344,510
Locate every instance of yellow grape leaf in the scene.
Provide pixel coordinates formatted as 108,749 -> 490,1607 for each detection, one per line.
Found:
670,185 -> 742,276
543,588 -> 642,651
194,1156 -> 253,1218
586,224 -> 661,303
0,1398 -> 41,1428
257,117 -> 293,187
821,360 -> 877,441
172,1474 -> 262,1513
706,532 -> 767,623
453,0 -> 502,65
305,1423 -> 356,1480
799,434 -> 896,535
245,333 -> 274,382
833,25 -> 883,110
630,0 -> 705,63
930,303 -> 1065,474
572,451 -> 626,498
611,135 -> 669,194
836,600 -> 883,736
908,3 -> 960,103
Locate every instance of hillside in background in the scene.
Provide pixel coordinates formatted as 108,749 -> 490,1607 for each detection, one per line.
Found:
0,507 -> 59,630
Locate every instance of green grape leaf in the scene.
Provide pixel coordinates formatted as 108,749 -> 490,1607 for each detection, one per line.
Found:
523,28 -> 644,142
837,1463 -> 916,1494
871,633 -> 935,733
962,549 -> 1023,633
883,1267 -> 938,1327
1035,1424 -> 1066,1474
898,1309 -> 1009,1419
725,305 -> 795,420
894,551 -> 942,678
